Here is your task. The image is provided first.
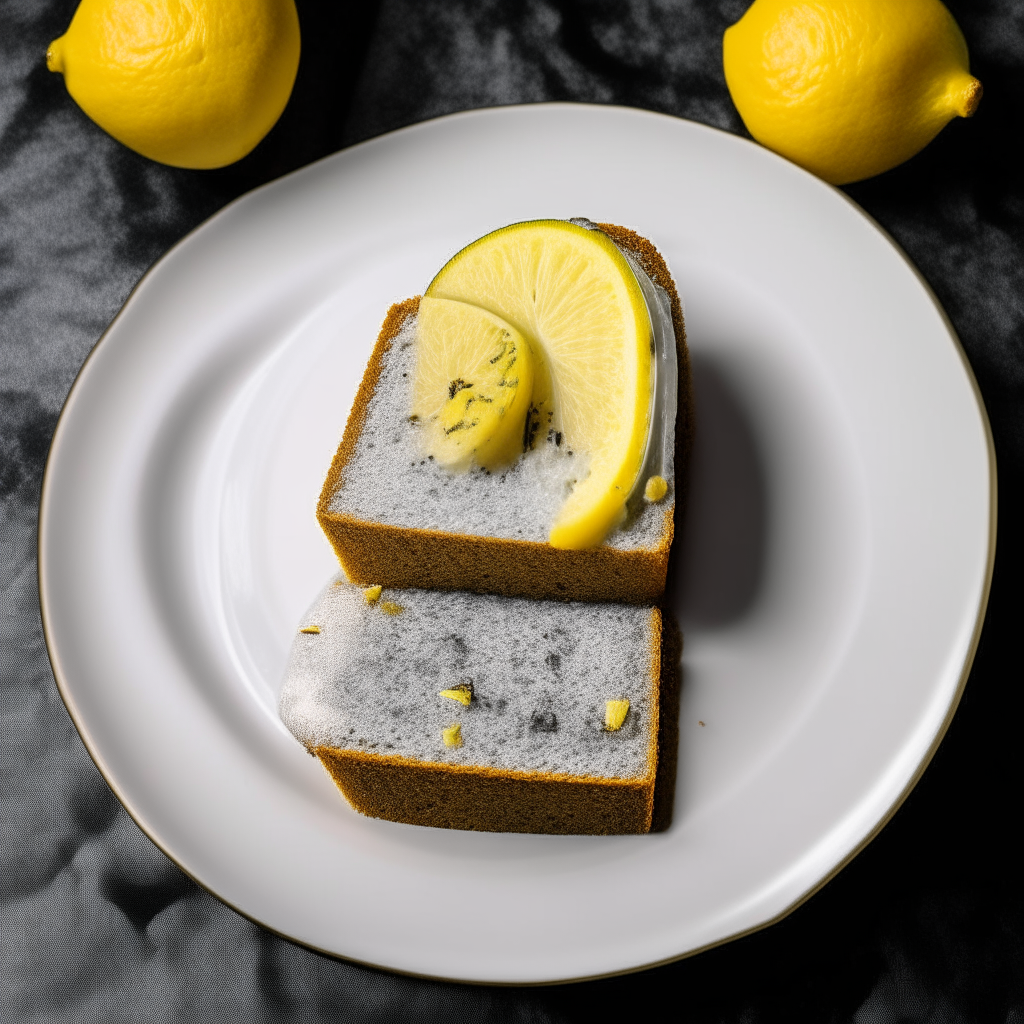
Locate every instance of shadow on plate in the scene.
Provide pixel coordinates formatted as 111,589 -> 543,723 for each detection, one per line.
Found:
654,352 -> 770,830
668,351 -> 769,628
651,609 -> 682,833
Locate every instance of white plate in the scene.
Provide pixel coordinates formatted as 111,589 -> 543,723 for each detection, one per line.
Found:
40,104 -> 994,984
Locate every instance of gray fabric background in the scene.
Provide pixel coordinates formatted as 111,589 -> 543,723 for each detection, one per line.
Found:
2,0 -> 1023,1020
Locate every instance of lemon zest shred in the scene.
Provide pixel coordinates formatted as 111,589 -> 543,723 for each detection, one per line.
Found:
439,687 -> 472,706
605,699 -> 630,731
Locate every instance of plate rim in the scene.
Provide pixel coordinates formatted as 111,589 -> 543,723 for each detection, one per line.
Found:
37,101 -> 997,986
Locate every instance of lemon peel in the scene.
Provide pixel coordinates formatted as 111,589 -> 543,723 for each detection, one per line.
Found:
723,0 -> 981,184
47,0 -> 300,169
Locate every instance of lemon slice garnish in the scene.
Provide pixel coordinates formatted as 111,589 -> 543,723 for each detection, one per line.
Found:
426,220 -> 652,549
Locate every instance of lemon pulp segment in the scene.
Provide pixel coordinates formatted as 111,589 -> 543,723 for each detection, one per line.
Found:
425,221 -> 652,549
412,297 -> 535,471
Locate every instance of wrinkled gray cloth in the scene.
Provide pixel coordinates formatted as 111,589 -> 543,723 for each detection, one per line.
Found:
3,1 -> 1023,1020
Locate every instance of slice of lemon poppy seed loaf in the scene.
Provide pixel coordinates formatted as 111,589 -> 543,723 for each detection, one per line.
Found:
279,575 -> 662,834
316,221 -> 692,604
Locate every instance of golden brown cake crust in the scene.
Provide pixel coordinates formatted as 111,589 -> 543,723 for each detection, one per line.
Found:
315,750 -> 656,834
317,296 -> 421,530
313,607 -> 662,835
316,226 -> 691,604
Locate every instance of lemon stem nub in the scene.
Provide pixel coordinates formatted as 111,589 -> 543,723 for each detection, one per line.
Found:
955,77 -> 983,118
46,39 -> 64,74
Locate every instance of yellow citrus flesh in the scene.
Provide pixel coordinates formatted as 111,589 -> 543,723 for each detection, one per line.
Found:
46,0 -> 300,169
426,220 -> 652,550
413,297 -> 536,472
723,0 -> 982,184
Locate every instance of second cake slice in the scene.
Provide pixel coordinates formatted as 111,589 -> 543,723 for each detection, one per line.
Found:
280,576 -> 661,834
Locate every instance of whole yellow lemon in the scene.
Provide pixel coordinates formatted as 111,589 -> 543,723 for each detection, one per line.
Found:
47,0 -> 301,170
723,0 -> 982,184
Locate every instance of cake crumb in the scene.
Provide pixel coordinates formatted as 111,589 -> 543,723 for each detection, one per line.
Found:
644,475 -> 669,502
442,723 -> 463,748
299,625 -> 321,635
380,600 -> 404,615
363,585 -> 383,604
605,699 -> 630,731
